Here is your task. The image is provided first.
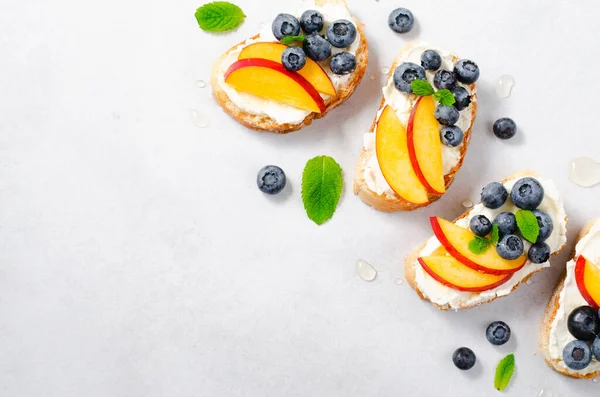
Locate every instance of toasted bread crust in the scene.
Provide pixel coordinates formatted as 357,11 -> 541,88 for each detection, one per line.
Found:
403,170 -> 568,311
353,42 -> 478,212
210,1 -> 368,134
538,219 -> 600,379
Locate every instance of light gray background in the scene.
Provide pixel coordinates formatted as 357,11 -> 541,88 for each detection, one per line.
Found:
1,0 -> 599,395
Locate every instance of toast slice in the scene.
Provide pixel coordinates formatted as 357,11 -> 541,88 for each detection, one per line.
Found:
404,170 -> 568,310
539,219 -> 600,379
354,42 -> 478,212
211,0 -> 368,134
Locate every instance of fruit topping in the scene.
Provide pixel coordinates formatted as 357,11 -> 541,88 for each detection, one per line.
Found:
388,8 -> 415,33
493,117 -> 517,140
440,126 -> 464,147
451,86 -> 471,111
272,14 -> 301,40
299,9 -> 324,34
453,347 -> 476,370
434,105 -> 459,126
493,212 -> 517,236
496,235 -> 524,260
326,19 -> 357,48
470,215 -> 492,237
303,33 -> 332,61
454,59 -> 480,84
257,165 -> 286,195
527,242 -> 551,264
531,209 -> 553,243
393,62 -> 426,93
575,256 -> 600,308
510,177 -> 544,210
486,321 -> 511,345
481,182 -> 508,209
563,340 -> 592,370
593,335 -> 600,361
330,52 -> 357,75
568,306 -> 600,341
433,69 -> 457,90
281,46 -> 306,72
421,49 -> 441,71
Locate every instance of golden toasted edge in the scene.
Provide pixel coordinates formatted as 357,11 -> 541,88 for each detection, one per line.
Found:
403,170 -> 568,311
538,218 -> 600,379
210,18 -> 368,134
353,41 -> 478,212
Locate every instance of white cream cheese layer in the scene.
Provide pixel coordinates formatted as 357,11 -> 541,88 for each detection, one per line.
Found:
361,43 -> 476,197
414,176 -> 567,310
216,1 -> 361,125
548,220 -> 600,376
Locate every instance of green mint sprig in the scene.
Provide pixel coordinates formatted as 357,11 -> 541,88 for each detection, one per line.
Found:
280,35 -> 306,45
195,2 -> 246,32
494,354 -> 515,391
468,236 -> 491,254
515,210 -> 540,243
301,155 -> 343,225
410,80 -> 456,106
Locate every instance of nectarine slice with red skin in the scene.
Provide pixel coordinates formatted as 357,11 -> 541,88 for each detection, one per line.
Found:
225,58 -> 326,113
407,96 -> 445,195
430,217 -> 526,275
375,106 -> 429,204
418,255 -> 513,292
238,42 -> 336,97
574,255 -> 600,308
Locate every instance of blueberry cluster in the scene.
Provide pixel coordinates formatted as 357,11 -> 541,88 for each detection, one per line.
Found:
272,12 -> 358,75
452,321 -> 512,371
473,177 -> 552,262
563,306 -> 600,370
392,50 -> 479,148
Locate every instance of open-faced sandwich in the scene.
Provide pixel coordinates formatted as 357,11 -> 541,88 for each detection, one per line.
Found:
211,0 -> 368,134
404,171 -> 567,310
354,42 -> 478,211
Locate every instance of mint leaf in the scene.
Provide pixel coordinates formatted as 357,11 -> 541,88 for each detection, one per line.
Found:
433,89 -> 456,106
491,224 -> 500,245
411,79 -> 435,96
280,35 -> 306,45
494,354 -> 515,391
301,156 -> 343,225
515,209 -> 540,243
195,2 -> 246,32
468,236 -> 491,254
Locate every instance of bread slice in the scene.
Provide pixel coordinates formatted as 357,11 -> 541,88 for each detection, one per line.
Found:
539,219 -> 600,379
404,170 -> 568,310
353,42 -> 478,212
210,0 -> 368,134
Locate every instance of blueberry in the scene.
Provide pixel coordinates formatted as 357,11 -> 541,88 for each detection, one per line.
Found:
257,165 -> 286,195
593,335 -> 600,361
440,126 -> 464,147
303,33 -> 332,61
470,215 -> 492,237
299,10 -> 324,34
486,321 -> 511,345
326,19 -> 357,48
510,177 -> 544,210
393,62 -> 426,93
567,306 -> 600,341
496,234 -> 524,260
452,347 -> 476,370
330,52 -> 356,75
528,242 -> 551,264
454,59 -> 480,84
493,118 -> 517,140
433,69 -> 457,90
272,14 -> 301,40
388,8 -> 414,33
481,182 -> 508,209
563,340 -> 592,370
281,47 -> 306,72
532,209 -> 553,243
421,49 -> 441,71
434,105 -> 460,126
451,87 -> 471,111
493,212 -> 516,235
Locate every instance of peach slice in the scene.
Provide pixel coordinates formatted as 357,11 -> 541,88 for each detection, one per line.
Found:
376,106 -> 429,204
407,96 -> 445,195
430,217 -> 527,275
238,42 -> 336,97
574,255 -> 600,308
224,58 -> 326,113
418,255 -> 513,292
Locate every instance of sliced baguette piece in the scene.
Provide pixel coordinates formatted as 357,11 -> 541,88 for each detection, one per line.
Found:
211,0 -> 368,134
404,170 -> 568,310
354,42 -> 478,212
539,218 -> 600,379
